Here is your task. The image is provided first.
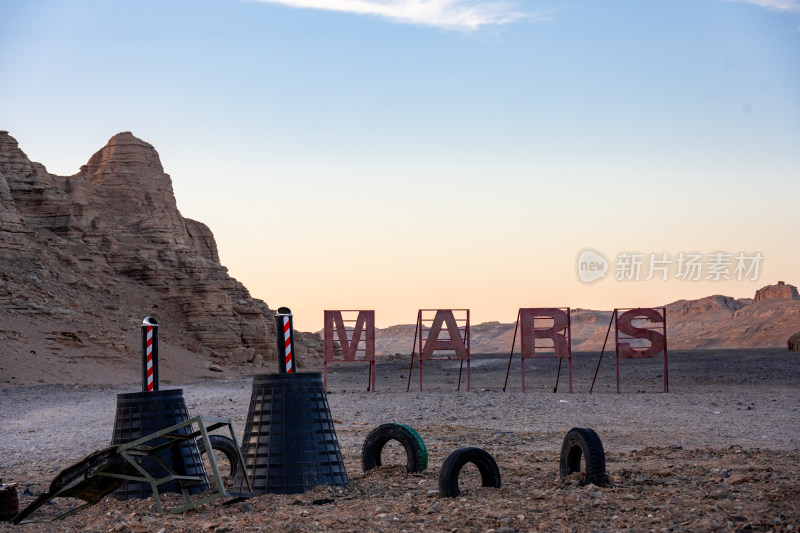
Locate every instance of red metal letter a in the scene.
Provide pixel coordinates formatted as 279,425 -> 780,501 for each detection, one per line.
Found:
421,310 -> 469,360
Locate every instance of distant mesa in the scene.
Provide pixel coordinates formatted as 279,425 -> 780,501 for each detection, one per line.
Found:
754,281 -> 799,302
370,281 -> 800,355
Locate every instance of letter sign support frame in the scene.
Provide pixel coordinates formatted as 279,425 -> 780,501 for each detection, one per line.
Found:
613,307 -> 668,394
406,309 -> 470,392
323,310 -> 376,392
503,308 -> 573,393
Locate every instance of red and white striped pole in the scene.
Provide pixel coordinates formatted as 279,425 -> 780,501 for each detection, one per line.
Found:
141,316 -> 159,391
275,307 -> 296,374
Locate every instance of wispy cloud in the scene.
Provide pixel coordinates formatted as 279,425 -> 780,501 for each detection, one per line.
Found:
250,0 -> 538,30
726,0 -> 800,13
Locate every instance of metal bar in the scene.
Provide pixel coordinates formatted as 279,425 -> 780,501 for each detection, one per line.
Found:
419,310 -> 424,392
53,502 -> 94,522
406,312 -> 420,392
199,420 -> 225,505
567,307 -> 573,393
554,358 -> 562,393
615,309 -> 621,394
503,310 -> 520,392
590,311 -> 615,394
662,306 -> 669,393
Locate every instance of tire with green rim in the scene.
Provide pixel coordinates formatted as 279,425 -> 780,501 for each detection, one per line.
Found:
361,423 -> 428,473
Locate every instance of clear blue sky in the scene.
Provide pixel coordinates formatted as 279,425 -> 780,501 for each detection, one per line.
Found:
2,0 -> 799,330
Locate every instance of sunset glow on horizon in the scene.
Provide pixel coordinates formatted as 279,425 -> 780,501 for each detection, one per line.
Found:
2,0 -> 798,331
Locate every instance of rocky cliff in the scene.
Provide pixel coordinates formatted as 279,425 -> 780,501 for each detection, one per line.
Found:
371,284 -> 800,355
754,281 -> 800,302
0,131 -> 321,386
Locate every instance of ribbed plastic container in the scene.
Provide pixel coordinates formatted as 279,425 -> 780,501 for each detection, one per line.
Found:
110,389 -> 207,499
0,483 -> 18,522
232,373 -> 348,494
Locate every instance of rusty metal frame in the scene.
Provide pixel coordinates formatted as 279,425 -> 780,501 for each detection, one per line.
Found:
613,307 -> 668,394
406,309 -> 470,392
12,415 -> 252,524
323,310 -> 376,392
503,308 -> 572,393
102,415 -> 253,514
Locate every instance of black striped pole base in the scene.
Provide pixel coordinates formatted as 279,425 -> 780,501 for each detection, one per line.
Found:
232,373 -> 348,494
110,389 -> 208,499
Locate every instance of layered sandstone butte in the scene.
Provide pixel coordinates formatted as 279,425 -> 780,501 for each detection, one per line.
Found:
0,131 -> 320,385
754,281 -> 800,302
370,283 -> 800,355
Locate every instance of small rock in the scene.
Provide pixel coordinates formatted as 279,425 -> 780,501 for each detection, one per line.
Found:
23,486 -> 41,496
727,473 -> 749,485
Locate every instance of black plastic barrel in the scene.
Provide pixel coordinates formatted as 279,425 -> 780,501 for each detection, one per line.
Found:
232,373 -> 348,494
0,482 -> 18,522
110,389 -> 208,499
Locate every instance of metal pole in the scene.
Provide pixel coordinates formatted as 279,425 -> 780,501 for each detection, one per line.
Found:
662,307 -> 669,393
466,310 -> 470,392
275,307 -> 296,374
615,310 -> 621,394
419,311 -> 424,392
554,359 -> 562,393
406,314 -> 419,392
567,307 -> 573,393
590,311 -> 615,394
141,317 -> 159,392
503,310 -> 520,392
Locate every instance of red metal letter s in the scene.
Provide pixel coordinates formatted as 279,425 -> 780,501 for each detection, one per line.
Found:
617,308 -> 665,358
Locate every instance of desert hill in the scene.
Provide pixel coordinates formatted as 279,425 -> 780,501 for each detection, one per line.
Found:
0,130 -> 320,386
371,282 -> 800,355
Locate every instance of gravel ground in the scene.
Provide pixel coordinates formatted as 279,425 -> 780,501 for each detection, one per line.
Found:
1,349 -> 799,531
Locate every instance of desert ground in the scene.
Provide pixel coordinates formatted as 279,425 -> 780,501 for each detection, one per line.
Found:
1,349 -> 799,532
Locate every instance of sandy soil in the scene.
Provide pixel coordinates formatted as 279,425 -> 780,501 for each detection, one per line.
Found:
1,349 -> 799,532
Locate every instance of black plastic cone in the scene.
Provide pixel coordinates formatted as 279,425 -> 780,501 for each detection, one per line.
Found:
232,373 -> 348,495
110,389 -> 208,499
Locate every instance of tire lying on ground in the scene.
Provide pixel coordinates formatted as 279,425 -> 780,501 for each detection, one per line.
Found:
361,423 -> 428,473
559,427 -> 606,486
438,447 -> 501,498
196,434 -> 239,478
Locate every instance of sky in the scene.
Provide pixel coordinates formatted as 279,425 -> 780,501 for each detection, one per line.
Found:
1,0 -> 799,331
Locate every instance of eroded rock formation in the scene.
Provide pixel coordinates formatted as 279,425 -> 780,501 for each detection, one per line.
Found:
0,131 -> 320,385
754,281 -> 800,302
